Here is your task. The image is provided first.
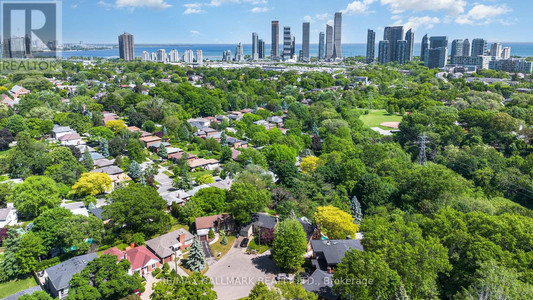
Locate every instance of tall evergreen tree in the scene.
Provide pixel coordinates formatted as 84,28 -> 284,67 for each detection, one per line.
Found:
220,131 -> 227,146
162,126 -> 168,136
158,143 -> 168,159
128,161 -> 142,181
99,139 -> 109,157
312,122 -> 320,137
350,196 -> 363,225
81,149 -> 93,170
187,236 -> 206,272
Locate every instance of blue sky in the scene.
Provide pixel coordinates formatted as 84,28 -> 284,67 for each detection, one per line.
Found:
62,0 -> 532,44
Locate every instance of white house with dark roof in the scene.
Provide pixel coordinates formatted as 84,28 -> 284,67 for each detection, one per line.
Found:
42,253 -> 97,299
0,207 -> 17,228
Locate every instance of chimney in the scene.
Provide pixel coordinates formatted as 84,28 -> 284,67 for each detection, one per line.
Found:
179,233 -> 186,250
130,242 -> 135,249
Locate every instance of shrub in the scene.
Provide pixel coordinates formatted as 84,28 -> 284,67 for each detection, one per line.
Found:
208,228 -> 215,239
151,268 -> 161,277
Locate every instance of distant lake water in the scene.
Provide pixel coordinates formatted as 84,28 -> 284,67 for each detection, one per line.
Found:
36,43 -> 533,60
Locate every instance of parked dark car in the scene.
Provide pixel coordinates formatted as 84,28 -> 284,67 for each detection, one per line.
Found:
240,238 -> 249,247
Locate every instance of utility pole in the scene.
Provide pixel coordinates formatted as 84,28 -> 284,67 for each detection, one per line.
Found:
417,133 -> 430,166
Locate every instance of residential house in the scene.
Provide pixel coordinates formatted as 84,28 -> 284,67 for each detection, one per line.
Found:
90,166 -> 130,189
304,239 -> 363,300
9,85 -> 30,98
226,137 -> 248,149
60,202 -> 89,217
168,152 -> 197,162
52,125 -> 77,140
103,247 -> 125,260
159,190 -> 191,208
195,214 -> 235,241
93,158 -> 114,168
310,239 -> 363,273
42,253 -> 98,299
241,213 -> 278,238
102,112 -> 119,124
188,158 -> 220,171
0,207 -> 18,228
124,246 -> 160,276
145,229 -> 194,263
187,118 -> 211,129
127,126 -> 141,132
302,270 -> 337,300
1,94 -> 18,108
139,136 -> 162,148
58,133 -> 82,146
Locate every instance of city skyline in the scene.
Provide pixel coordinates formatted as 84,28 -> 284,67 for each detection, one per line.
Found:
61,1 -> 529,44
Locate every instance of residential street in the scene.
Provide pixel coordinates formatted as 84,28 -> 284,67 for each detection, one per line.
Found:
205,239 -> 279,300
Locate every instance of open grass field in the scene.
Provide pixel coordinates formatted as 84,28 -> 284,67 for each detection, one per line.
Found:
359,110 -> 403,129
0,277 -> 38,299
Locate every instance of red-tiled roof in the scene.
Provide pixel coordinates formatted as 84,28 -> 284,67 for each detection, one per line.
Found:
103,247 -> 124,261
195,214 -> 233,230
125,246 -> 159,270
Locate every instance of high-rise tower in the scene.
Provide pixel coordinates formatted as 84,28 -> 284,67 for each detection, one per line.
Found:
271,21 -> 280,59
332,12 -> 342,59
118,32 -> 134,61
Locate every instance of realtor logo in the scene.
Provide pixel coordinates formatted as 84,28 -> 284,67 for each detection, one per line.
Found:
1,0 -> 61,59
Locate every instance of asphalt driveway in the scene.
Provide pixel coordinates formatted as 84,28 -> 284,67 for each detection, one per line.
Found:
205,238 -> 279,300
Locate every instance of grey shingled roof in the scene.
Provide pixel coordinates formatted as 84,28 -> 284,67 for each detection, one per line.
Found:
252,213 -> 278,230
45,253 -> 97,291
145,229 -> 194,259
310,239 -> 363,266
303,270 -> 337,300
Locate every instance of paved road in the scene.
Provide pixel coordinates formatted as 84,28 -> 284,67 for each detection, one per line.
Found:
154,166 -> 173,193
205,239 -> 279,300
202,241 -> 214,258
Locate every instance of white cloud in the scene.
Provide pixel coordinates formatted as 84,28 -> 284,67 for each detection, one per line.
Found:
183,0 -> 269,14
115,0 -> 171,10
396,16 -> 440,30
97,1 -> 113,10
341,0 -> 376,15
455,4 -> 512,25
250,6 -> 269,13
315,13 -> 330,20
303,15 -> 314,23
184,3 -> 205,14
208,0 -> 240,7
190,30 -> 200,36
380,0 -> 466,15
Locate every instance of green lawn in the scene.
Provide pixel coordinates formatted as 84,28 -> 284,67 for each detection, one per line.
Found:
97,243 -> 129,256
0,277 -> 38,298
246,239 -> 269,254
359,110 -> 403,128
210,235 -> 236,259
169,223 -> 189,232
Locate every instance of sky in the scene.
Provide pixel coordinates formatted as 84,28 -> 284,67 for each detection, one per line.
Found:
59,0 -> 532,44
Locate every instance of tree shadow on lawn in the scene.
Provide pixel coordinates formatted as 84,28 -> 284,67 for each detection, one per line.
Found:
251,254 -> 280,275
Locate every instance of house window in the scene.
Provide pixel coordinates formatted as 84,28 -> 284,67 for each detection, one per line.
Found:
152,263 -> 156,268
